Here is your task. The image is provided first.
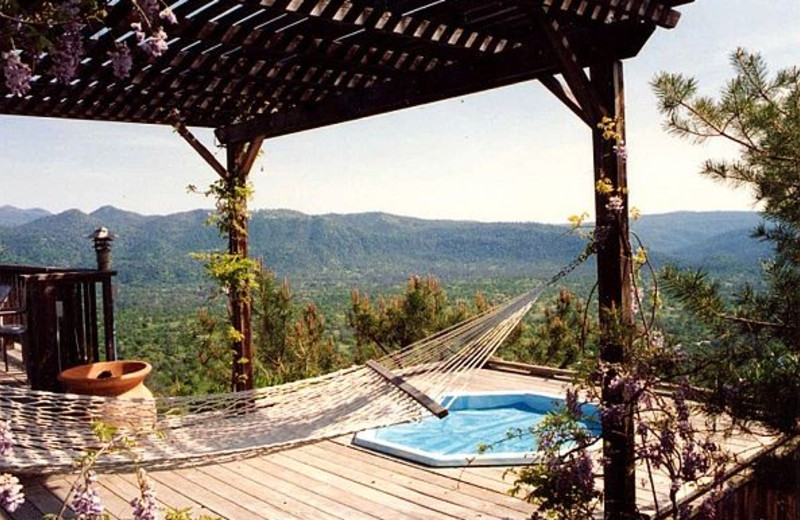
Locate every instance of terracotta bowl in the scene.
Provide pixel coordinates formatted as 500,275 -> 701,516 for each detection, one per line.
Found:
58,360 -> 152,398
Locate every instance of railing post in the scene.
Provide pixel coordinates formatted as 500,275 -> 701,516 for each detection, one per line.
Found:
101,274 -> 116,360
90,228 -> 116,360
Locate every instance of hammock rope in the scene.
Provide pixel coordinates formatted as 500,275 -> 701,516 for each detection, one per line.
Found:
0,250 -> 590,475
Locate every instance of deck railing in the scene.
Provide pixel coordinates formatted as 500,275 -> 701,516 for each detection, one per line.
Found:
0,264 -> 116,391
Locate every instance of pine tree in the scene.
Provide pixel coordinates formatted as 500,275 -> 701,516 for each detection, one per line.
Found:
652,49 -> 800,430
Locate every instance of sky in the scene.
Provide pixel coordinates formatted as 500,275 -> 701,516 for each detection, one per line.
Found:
1,0 -> 798,224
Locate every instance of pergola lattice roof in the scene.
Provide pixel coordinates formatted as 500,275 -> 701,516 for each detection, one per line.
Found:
0,0 -> 692,143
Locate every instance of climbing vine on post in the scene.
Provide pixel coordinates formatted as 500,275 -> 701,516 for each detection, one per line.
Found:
190,169 -> 259,391
183,130 -> 263,392
189,175 -> 258,391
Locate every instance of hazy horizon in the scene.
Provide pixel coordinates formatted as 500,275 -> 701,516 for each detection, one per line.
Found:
0,203 -> 762,226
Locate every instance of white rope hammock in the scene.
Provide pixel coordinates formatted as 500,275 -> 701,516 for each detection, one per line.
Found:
0,258 -> 585,475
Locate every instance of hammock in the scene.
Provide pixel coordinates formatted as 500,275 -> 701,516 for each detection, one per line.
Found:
0,256 -> 586,475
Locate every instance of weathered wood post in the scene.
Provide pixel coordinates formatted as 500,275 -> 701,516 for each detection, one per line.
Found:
172,111 -> 262,392
226,142 -> 254,392
591,60 -> 636,519
533,10 -> 638,514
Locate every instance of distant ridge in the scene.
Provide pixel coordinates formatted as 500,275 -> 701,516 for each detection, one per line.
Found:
0,205 -> 51,227
631,211 -> 762,253
0,206 -> 770,286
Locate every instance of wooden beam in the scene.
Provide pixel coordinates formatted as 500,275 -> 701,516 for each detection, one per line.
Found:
215,16 -> 656,144
239,137 -> 265,176
539,75 -> 592,127
170,111 -> 261,393
216,43 -> 553,143
533,10 -> 605,124
538,0 -> 685,29
170,110 -> 229,179
366,360 -> 449,419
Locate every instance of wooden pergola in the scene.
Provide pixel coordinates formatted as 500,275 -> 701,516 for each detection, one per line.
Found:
0,1 -> 694,517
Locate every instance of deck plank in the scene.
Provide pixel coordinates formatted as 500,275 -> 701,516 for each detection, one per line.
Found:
268,451 -> 442,519
0,501 -> 41,520
114,471 -> 216,517
176,466 -> 304,519
317,439 -> 534,514
102,473 -> 184,516
197,463 -> 342,520
287,445 -> 523,519
9,479 -> 68,518
241,456 -> 387,520
148,469 -> 267,519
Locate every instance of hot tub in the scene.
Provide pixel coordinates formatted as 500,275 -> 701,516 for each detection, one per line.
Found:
352,391 -> 599,467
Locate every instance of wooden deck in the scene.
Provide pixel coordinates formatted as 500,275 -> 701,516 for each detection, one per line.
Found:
1,355 -> 782,520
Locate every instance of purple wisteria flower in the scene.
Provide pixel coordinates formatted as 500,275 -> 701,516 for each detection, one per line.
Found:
674,382 -> 692,436
613,142 -> 628,160
636,418 -> 649,438
659,428 -> 676,456
0,474 -> 24,513
48,0 -> 85,82
72,471 -> 104,518
50,22 -> 85,83
600,403 -> 624,423
131,469 -> 160,520
605,195 -> 624,213
0,421 -> 24,513
59,0 -> 82,19
133,22 -> 147,45
681,442 -> 711,481
109,44 -> 133,79
2,51 -> 32,97
572,450 -> 594,492
146,28 -> 169,58
0,420 -> 13,456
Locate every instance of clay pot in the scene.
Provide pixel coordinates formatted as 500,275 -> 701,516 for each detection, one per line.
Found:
58,360 -> 156,430
58,360 -> 153,399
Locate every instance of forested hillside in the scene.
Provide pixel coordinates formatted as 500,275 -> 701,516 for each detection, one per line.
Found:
0,206 -> 588,286
630,211 -> 770,275
0,205 -> 51,227
0,206 -> 770,288
0,205 -> 772,394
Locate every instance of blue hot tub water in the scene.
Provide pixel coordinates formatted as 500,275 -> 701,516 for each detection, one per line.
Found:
353,392 -> 599,467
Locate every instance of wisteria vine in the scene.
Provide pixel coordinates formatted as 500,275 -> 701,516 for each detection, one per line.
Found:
0,0 -> 178,96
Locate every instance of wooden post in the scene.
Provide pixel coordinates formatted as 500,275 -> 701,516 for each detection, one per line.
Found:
101,275 -> 116,360
226,143 -> 254,392
225,137 -> 262,392
532,13 -> 637,515
173,112 -> 263,392
591,60 -> 636,520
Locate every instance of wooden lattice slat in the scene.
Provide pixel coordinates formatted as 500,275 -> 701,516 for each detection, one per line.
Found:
0,0 -> 691,132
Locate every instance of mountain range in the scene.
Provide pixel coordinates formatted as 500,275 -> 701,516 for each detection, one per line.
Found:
0,205 -> 771,287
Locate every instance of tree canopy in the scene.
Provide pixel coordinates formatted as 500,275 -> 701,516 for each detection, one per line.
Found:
653,49 -> 800,430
